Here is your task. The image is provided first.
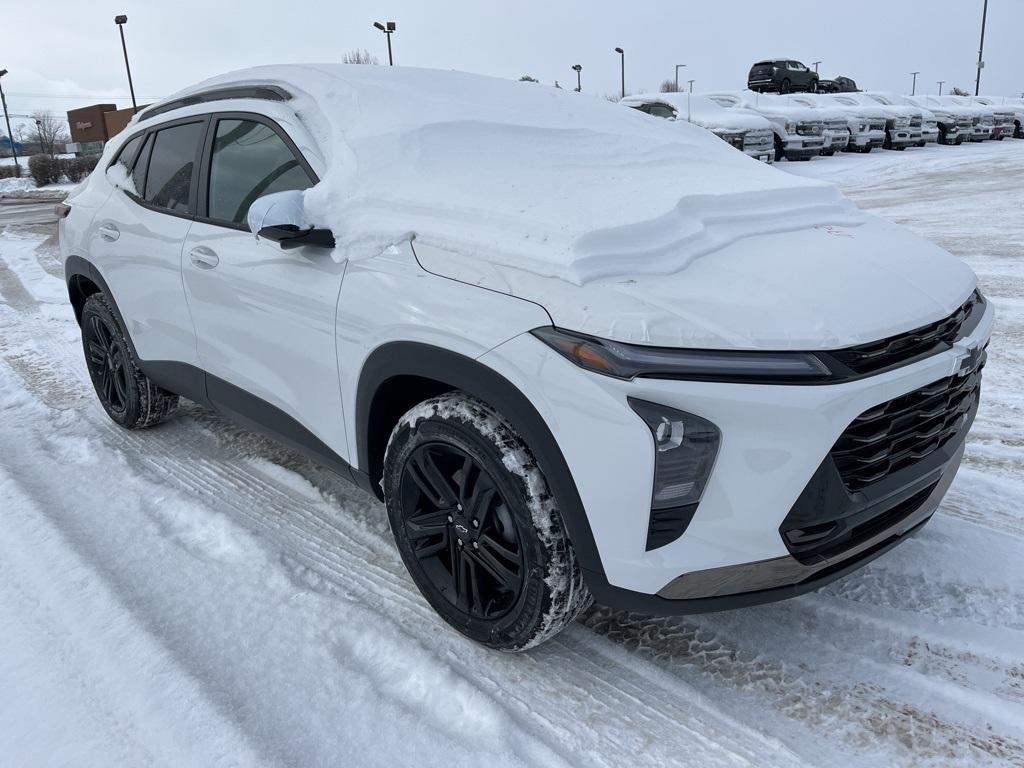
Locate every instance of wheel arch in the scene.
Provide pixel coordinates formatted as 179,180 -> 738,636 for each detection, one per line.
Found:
64,255 -> 141,361
356,341 -> 606,580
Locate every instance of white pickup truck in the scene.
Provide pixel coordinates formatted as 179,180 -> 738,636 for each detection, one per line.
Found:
705,91 -> 825,161
621,93 -> 775,163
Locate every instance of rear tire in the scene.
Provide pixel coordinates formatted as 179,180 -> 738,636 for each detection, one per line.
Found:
383,392 -> 592,651
80,293 -> 179,429
780,78 -> 791,94
774,135 -> 785,162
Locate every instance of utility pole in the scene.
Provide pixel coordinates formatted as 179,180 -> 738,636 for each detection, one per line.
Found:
937,80 -> 945,95
0,70 -> 18,173
910,71 -> 919,96
373,21 -> 396,66
687,79 -> 695,93
812,61 -> 821,73
114,15 -> 137,112
674,64 -> 686,92
572,64 -> 582,92
975,0 -> 988,95
614,48 -> 625,98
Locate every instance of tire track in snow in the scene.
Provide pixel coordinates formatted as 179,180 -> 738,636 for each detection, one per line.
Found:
0,251 -> 787,767
5,181 -> 1024,768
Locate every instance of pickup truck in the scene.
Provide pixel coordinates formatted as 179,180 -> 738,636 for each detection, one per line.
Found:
706,91 -> 825,161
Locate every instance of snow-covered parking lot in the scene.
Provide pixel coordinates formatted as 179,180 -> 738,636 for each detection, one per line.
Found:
1,140 -> 1023,768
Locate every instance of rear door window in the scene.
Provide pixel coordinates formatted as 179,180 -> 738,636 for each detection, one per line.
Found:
143,121 -> 205,214
206,118 -> 314,226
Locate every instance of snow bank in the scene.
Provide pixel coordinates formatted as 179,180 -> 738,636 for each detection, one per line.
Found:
158,64 -> 863,284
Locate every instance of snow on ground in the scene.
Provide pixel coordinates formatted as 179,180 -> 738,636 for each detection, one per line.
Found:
0,176 -> 76,199
1,140 -> 1023,767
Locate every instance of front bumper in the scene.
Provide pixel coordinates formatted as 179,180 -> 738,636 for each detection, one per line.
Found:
480,298 -> 995,610
784,135 -> 824,157
850,129 -> 886,148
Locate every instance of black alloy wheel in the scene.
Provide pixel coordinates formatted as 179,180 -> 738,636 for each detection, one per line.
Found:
399,442 -> 524,620
84,311 -> 130,416
780,78 -> 791,94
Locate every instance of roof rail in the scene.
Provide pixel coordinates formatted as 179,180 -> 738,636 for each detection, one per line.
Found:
137,85 -> 292,122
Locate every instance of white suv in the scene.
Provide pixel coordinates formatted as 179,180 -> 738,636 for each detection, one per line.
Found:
59,65 -> 993,650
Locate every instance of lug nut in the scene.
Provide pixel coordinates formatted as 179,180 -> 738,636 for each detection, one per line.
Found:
471,519 -> 479,528
457,539 -> 464,548
457,504 -> 463,511
447,515 -> 453,523
472,541 -> 479,549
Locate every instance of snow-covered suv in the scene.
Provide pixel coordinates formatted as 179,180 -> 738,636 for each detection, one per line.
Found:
621,93 -> 774,162
58,65 -> 993,651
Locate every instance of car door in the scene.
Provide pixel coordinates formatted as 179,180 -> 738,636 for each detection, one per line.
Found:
180,113 -> 350,463
89,117 -> 207,370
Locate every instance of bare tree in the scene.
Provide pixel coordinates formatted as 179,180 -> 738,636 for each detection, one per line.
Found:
343,49 -> 379,65
16,111 -> 69,156
659,79 -> 681,93
519,75 -> 539,83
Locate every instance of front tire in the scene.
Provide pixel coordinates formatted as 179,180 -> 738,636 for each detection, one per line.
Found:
81,293 -> 179,429
383,393 -> 591,651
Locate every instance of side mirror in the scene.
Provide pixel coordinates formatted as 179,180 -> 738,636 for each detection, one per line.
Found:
248,189 -> 335,250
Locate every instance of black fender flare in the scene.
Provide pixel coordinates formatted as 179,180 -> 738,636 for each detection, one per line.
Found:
64,254 -> 141,361
356,341 -> 607,581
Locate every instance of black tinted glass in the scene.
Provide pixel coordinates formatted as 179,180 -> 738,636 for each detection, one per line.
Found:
144,122 -> 204,213
113,134 -> 143,171
648,103 -> 676,119
208,119 -> 312,225
131,133 -> 153,196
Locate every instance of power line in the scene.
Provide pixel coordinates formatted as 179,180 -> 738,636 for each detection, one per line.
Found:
6,91 -> 161,100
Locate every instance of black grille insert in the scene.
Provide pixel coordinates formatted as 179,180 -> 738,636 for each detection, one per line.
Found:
831,350 -> 985,492
828,292 -> 982,376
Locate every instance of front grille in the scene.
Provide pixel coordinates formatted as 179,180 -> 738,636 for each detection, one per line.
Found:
796,121 -> 823,135
828,292 -> 982,375
895,116 -> 911,128
910,116 -> 922,128
957,117 -> 973,128
742,129 -> 773,151
830,351 -> 984,492
869,120 -> 886,131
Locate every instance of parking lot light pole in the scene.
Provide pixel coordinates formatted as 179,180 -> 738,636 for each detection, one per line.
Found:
687,79 -> 695,94
910,71 -> 919,95
614,48 -> 625,98
373,22 -> 396,66
0,69 -> 18,173
937,80 -> 945,96
974,0 -> 988,95
812,61 -> 821,74
114,15 -> 137,113
674,64 -> 686,92
572,64 -> 582,92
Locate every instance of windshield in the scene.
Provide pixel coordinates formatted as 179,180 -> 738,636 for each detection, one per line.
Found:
868,94 -> 891,105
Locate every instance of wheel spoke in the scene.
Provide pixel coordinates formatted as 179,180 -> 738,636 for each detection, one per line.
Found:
471,538 -> 521,591
413,528 -> 448,560
464,553 -> 483,615
87,341 -> 106,366
111,367 -> 128,407
448,532 -> 464,606
407,449 -> 458,507
405,508 -> 450,540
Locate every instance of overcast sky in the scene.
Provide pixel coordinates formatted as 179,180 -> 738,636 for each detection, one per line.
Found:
3,0 -> 1021,128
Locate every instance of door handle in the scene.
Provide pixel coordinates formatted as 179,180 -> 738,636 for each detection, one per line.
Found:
189,246 -> 220,269
97,223 -> 120,242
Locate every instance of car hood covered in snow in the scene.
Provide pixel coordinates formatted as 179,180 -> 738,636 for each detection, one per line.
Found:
163,65 -> 862,286
161,65 -> 974,350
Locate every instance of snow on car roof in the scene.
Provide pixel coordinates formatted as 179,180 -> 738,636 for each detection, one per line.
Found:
161,64 -> 862,284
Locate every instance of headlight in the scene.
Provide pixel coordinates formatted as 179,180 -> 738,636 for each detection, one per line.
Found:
531,326 -> 832,383
629,399 -> 720,549
718,132 -> 745,148
785,121 -> 797,133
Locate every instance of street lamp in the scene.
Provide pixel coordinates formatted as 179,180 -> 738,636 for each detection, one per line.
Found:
812,61 -> 821,74
0,69 -> 18,173
373,21 -> 396,66
571,64 -> 582,92
36,118 -> 46,157
674,64 -> 686,92
910,71 -> 920,96
687,79 -> 695,94
114,15 -> 137,113
974,0 -> 989,95
937,80 -> 945,96
614,47 -> 624,98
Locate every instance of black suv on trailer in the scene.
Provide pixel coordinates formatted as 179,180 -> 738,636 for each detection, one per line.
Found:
748,60 -> 819,94
819,76 -> 859,93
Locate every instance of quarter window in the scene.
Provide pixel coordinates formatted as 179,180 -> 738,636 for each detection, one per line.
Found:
207,119 -> 313,226
144,121 -> 205,213
132,133 -> 154,196
647,103 -> 677,119
112,134 -> 143,172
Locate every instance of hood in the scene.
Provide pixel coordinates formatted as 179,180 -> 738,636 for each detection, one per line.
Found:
171,65 -> 862,285
688,109 -> 769,132
415,215 -> 977,351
